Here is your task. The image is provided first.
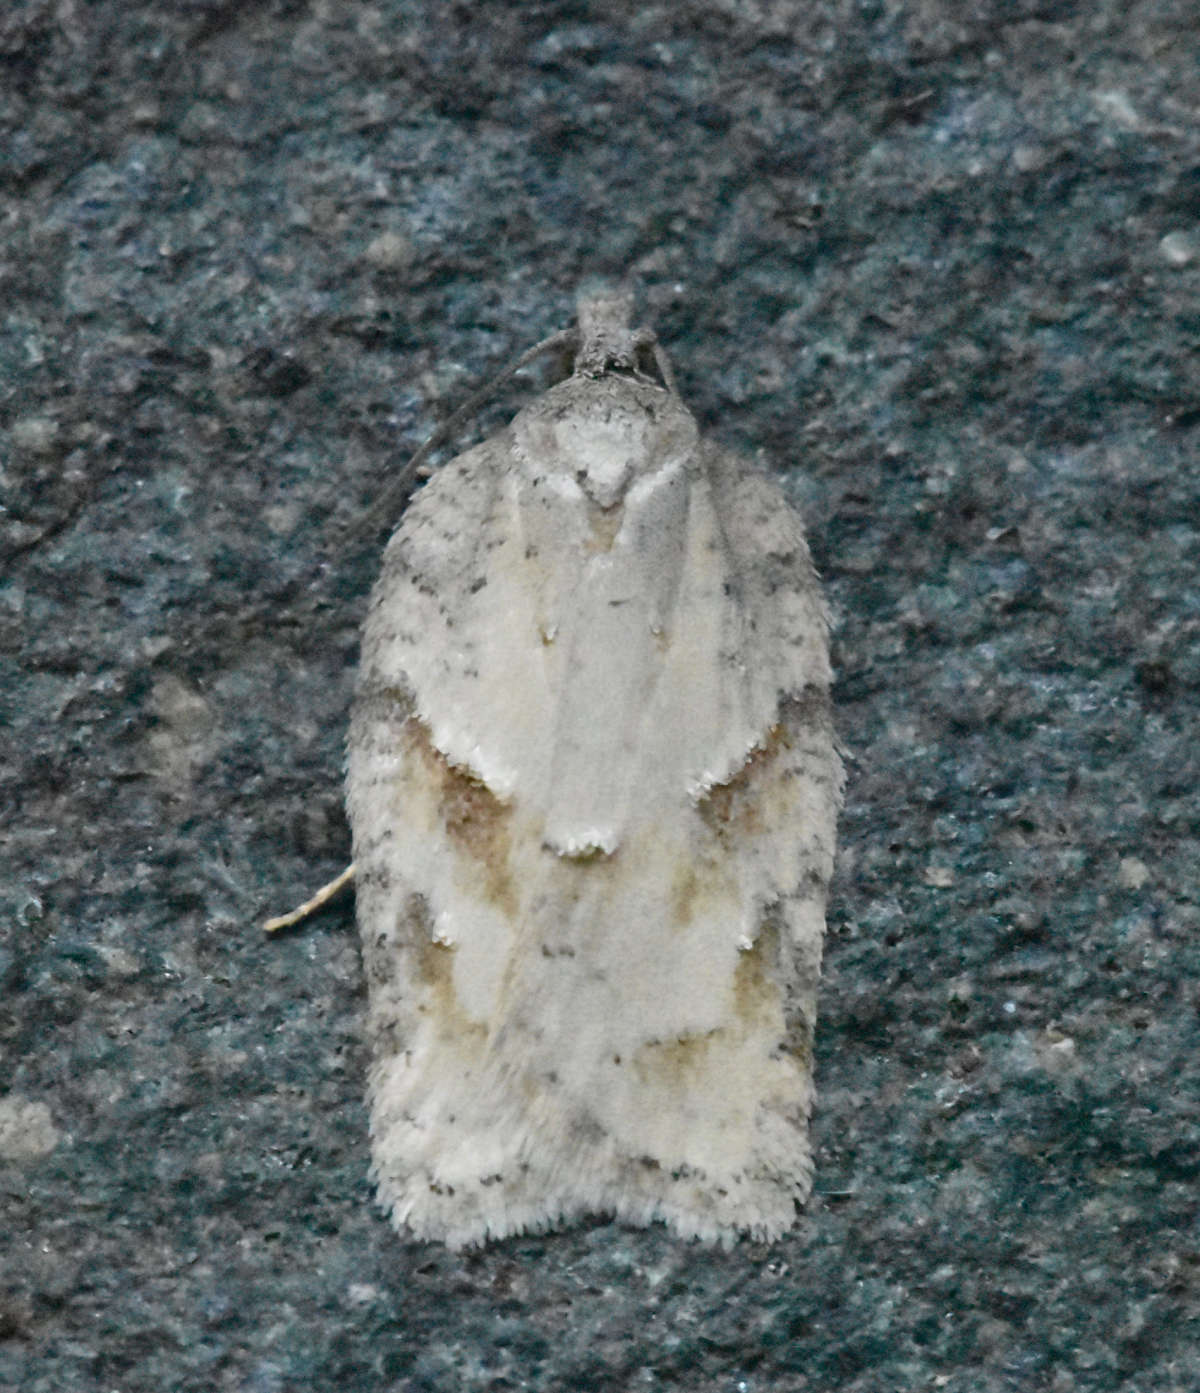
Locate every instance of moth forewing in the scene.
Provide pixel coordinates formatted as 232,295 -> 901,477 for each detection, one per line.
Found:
341,291 -> 842,1247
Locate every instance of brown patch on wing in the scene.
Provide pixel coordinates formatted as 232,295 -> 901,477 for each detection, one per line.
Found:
732,921 -> 782,1033
632,925 -> 788,1089
633,1029 -> 722,1089
669,862 -> 701,926
409,892 -> 488,1044
583,499 -> 623,552
404,718 -> 518,917
697,724 -> 792,839
668,856 -> 728,928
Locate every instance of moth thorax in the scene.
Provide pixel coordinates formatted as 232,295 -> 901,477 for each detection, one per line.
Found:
558,404 -> 654,507
515,381 -> 698,511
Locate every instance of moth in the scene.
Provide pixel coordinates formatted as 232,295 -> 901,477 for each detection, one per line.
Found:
269,288 -> 842,1247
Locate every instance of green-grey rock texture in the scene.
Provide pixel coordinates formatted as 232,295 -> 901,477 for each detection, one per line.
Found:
2,2 -> 1197,1390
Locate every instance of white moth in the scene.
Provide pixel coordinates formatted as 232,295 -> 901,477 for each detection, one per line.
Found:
273,288 -> 842,1247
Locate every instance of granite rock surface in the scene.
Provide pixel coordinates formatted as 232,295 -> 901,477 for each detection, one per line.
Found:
2,3 -> 1197,1390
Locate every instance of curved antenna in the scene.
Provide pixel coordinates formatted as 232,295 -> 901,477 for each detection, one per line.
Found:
344,325 -> 579,542
345,290 -> 679,543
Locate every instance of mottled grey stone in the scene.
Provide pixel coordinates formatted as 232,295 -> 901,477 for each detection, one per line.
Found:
2,2 -> 1197,1390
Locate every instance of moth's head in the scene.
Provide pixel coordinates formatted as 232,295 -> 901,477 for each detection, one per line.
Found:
573,282 -> 640,379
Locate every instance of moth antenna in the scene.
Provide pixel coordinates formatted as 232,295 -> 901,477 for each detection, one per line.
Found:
347,291 -> 678,544
644,332 -> 679,398
345,325 -> 578,541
